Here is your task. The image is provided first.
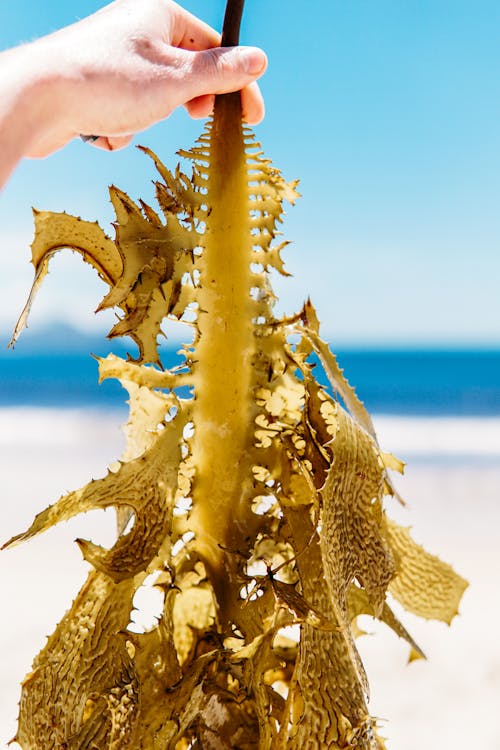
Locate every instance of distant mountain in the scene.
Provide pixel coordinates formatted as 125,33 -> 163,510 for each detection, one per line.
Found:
0,321 -> 192,359
1,322 -> 132,358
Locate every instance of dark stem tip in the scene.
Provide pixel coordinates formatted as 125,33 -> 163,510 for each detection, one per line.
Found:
221,0 -> 245,47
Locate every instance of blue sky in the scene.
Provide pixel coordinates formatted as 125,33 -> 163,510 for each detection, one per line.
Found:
1,0 -> 500,346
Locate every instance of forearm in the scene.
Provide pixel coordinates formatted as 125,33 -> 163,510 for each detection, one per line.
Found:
0,42 -> 64,190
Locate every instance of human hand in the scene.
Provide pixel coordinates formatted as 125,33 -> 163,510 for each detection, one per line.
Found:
9,0 -> 268,159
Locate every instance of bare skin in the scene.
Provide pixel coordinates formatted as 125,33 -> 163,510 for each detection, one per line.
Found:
0,0 -> 267,189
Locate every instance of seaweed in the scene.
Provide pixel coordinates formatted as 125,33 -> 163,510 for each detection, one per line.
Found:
3,2 -> 467,747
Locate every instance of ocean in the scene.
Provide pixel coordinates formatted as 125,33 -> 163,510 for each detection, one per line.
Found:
1,345 -> 500,416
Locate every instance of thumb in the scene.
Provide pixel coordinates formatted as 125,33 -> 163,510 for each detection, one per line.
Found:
180,46 -> 267,102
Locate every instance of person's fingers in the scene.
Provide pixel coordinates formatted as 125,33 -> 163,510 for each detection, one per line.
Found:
87,137 -> 112,151
106,134 -> 134,150
168,1 -> 266,126
176,45 -> 267,104
185,83 -> 265,125
89,135 -> 133,151
241,82 -> 265,125
168,1 -> 221,50
185,94 -> 215,119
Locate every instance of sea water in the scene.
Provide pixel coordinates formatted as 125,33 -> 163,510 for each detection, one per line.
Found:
1,346 -> 500,414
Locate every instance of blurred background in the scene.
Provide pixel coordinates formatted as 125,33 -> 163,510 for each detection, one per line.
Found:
1,2 -> 499,748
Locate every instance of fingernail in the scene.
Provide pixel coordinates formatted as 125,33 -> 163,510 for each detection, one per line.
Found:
240,47 -> 267,76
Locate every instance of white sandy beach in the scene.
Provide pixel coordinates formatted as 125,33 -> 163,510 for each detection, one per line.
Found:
0,408 -> 499,748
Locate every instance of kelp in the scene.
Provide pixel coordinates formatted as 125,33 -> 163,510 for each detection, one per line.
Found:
4,5 -> 467,748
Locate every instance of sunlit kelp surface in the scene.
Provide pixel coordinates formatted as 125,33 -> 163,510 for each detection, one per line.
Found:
4,89 -> 466,749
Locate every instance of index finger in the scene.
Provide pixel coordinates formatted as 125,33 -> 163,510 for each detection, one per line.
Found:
169,1 -> 221,51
